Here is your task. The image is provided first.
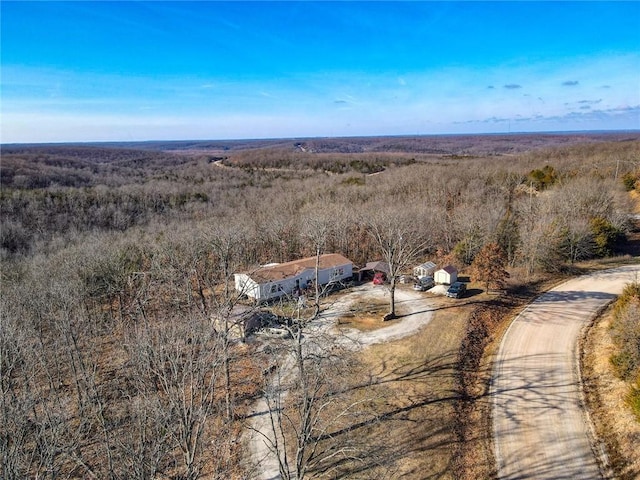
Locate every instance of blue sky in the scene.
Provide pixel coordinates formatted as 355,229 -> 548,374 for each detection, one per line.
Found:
1,1 -> 639,143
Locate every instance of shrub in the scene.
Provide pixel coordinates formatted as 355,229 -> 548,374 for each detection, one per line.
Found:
626,384 -> 640,421
612,281 -> 640,316
609,283 -> 640,382
611,350 -> 637,380
453,230 -> 484,266
340,176 -> 365,186
527,165 -> 557,190
590,217 -> 625,257
621,172 -> 638,191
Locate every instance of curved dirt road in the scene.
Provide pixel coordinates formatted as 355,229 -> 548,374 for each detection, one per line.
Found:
492,265 -> 640,480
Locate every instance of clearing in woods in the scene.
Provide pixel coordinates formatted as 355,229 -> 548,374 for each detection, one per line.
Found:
246,282 -> 487,479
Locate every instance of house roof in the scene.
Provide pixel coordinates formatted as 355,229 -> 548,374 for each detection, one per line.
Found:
243,253 -> 352,283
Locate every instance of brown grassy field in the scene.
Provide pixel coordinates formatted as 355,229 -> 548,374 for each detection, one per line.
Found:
315,281 -> 501,479
329,296 -> 470,478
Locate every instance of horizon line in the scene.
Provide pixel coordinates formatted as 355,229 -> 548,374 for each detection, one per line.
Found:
3,128 -> 639,149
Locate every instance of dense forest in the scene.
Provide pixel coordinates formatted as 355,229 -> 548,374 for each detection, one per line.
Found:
1,132 -> 639,479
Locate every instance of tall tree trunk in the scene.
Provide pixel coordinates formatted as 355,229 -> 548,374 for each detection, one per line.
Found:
389,280 -> 396,317
314,246 -> 321,318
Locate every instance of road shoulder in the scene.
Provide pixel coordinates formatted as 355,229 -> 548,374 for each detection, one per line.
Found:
582,304 -> 640,479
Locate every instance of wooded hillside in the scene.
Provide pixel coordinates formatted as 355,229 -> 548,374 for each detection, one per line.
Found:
1,133 -> 639,478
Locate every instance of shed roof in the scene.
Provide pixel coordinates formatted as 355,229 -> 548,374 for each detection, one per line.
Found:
361,261 -> 390,274
436,265 -> 458,274
416,261 -> 436,270
243,253 -> 352,283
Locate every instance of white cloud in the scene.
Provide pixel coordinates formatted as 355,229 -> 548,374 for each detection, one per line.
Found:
2,53 -> 638,142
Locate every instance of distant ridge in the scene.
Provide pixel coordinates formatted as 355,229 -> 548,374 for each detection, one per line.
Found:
3,130 -> 639,156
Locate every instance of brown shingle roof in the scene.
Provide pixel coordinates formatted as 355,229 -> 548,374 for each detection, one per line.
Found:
361,261 -> 390,274
245,254 -> 352,283
438,265 -> 458,274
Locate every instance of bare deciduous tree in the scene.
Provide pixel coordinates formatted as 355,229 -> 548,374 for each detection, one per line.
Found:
514,195 -> 565,275
129,311 -> 223,480
470,243 -> 510,292
0,294 -> 34,480
203,223 -> 252,423
300,210 -> 336,316
367,207 -> 428,319
260,324 -> 372,480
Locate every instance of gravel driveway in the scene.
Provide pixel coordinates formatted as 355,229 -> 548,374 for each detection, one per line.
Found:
492,264 -> 640,480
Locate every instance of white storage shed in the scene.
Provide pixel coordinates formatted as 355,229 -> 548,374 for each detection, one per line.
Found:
414,261 -> 436,279
434,265 -> 458,285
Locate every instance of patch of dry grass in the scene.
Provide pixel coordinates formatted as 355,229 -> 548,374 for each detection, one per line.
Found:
335,297 -> 390,332
318,298 -> 470,479
582,308 -> 640,480
629,189 -> 640,214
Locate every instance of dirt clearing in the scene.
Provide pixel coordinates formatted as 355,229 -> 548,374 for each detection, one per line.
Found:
336,297 -> 390,332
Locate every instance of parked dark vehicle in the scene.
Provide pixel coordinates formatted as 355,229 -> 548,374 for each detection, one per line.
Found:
446,282 -> 467,298
413,276 -> 435,291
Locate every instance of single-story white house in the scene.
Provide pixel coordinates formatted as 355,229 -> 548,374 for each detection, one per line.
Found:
234,253 -> 353,302
434,265 -> 458,285
414,261 -> 436,279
